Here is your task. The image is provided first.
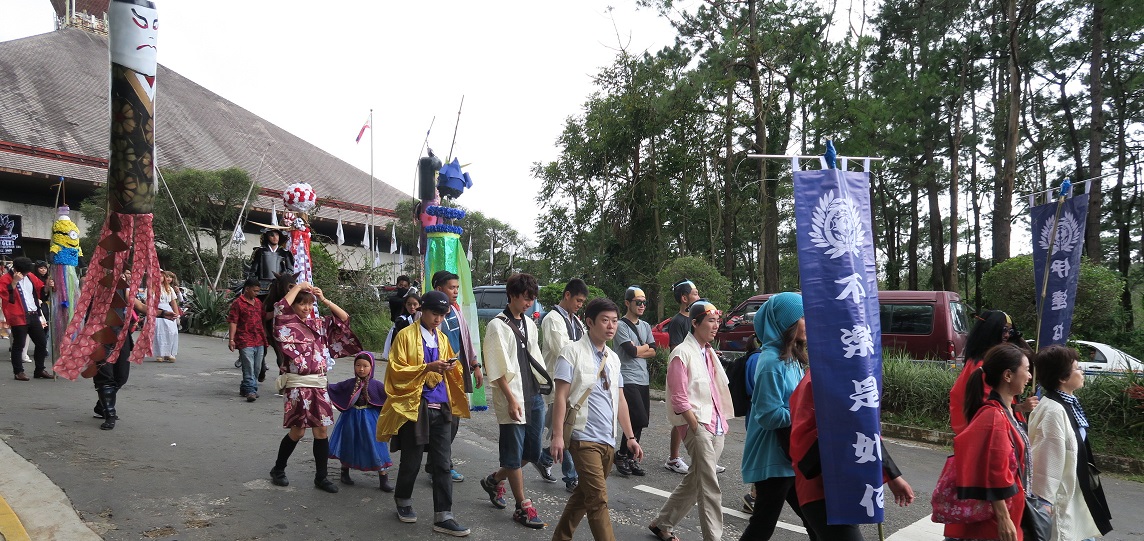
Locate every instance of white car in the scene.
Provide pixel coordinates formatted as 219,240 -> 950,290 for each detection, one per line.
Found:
1072,340 -> 1144,374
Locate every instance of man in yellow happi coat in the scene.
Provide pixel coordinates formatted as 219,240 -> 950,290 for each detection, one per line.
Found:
376,290 -> 472,536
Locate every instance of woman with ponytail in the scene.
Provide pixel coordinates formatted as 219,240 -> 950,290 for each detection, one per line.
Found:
945,342 -> 1034,541
949,311 -> 1038,434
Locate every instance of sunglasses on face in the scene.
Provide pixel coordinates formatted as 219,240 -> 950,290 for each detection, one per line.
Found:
633,300 -> 646,307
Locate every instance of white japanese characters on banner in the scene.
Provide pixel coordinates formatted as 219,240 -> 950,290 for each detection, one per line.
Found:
794,160 -> 885,525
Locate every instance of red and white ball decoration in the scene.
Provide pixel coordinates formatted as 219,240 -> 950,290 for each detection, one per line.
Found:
283,182 -> 317,213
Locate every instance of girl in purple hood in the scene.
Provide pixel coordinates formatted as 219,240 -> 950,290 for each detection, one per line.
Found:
329,352 -> 394,491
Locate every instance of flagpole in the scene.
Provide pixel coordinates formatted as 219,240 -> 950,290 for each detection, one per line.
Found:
369,108 -> 375,276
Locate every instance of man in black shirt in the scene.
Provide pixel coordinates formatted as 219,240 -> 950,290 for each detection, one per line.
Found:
387,275 -> 412,323
663,279 -> 701,474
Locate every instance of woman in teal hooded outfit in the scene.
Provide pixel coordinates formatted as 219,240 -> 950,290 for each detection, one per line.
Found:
739,292 -> 816,540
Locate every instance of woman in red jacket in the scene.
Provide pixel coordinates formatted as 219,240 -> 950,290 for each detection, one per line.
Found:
946,343 -> 1033,541
1,257 -> 53,380
949,311 -> 1036,435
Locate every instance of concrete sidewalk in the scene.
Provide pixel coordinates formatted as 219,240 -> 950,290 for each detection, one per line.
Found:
0,435 -> 101,541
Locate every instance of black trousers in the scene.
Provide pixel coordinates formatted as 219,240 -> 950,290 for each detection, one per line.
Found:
740,476 -> 816,541
9,318 -> 48,375
800,499 -> 864,541
93,333 -> 132,389
394,407 -> 453,514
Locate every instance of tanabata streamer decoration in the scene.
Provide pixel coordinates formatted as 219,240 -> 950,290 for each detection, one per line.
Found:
793,142 -> 885,524
49,206 -> 83,361
1031,181 -> 1088,348
56,0 -> 161,380
281,184 -> 316,284
418,157 -> 484,410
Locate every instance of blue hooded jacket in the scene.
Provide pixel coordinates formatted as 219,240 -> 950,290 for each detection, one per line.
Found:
741,292 -> 806,483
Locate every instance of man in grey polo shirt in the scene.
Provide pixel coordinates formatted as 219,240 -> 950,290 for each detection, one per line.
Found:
611,285 -> 655,477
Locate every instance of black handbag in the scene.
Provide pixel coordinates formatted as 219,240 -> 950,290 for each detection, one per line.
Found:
1022,495 -> 1052,541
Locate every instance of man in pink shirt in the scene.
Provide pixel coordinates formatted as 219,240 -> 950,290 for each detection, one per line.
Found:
649,300 -> 734,541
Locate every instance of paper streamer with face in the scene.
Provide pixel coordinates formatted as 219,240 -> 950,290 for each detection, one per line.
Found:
55,0 -> 162,380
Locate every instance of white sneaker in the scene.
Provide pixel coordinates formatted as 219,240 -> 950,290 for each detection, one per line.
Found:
664,458 -> 689,474
716,464 -> 727,474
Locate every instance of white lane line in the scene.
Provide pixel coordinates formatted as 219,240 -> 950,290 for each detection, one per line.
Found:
886,514 -> 945,540
632,484 -> 808,534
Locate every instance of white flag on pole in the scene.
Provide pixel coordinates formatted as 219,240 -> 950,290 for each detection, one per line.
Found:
398,246 -> 405,267
373,238 -> 380,268
489,235 -> 495,268
467,234 -> 472,262
231,226 -> 246,244
508,245 -> 515,270
362,225 -> 371,248
335,218 -> 345,246
390,222 -> 397,254
270,204 -> 278,226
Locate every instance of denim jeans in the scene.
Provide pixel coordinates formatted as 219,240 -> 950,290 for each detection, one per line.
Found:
238,346 -> 264,395
498,393 -> 545,469
541,404 -> 578,482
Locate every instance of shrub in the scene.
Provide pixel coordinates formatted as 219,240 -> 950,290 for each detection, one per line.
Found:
538,283 -> 608,312
880,352 -> 956,428
186,283 -> 231,335
655,256 -> 732,313
352,311 -> 393,353
980,254 -> 1124,343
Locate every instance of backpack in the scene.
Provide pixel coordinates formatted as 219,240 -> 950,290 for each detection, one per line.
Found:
728,348 -> 761,417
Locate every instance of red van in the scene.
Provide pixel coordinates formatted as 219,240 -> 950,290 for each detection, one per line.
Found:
712,290 -> 970,361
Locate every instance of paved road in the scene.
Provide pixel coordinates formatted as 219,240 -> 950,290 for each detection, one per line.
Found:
1,332 -> 1142,540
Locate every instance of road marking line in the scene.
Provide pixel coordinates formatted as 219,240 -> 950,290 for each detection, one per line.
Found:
632,484 -> 807,534
0,493 -> 31,541
886,514 -> 945,540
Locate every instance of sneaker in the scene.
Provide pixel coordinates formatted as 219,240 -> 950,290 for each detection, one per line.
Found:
432,519 -> 471,537
513,500 -> 546,529
480,474 -> 507,509
742,493 -> 756,514
396,505 -> 417,523
565,478 -> 578,493
246,393 -> 258,402
716,464 -> 727,474
628,458 -> 646,476
533,461 -> 557,483
664,457 -> 689,474
450,469 -> 465,482
615,454 -> 632,477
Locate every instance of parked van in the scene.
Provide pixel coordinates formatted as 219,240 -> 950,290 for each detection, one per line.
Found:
713,290 -> 970,361
473,284 -> 544,324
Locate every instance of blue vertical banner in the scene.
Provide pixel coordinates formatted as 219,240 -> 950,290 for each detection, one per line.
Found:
794,167 -> 885,525
1031,193 -> 1089,348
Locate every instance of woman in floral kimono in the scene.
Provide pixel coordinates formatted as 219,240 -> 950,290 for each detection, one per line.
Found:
269,281 -> 361,493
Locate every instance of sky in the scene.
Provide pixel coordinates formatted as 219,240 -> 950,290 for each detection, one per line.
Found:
0,0 -> 687,240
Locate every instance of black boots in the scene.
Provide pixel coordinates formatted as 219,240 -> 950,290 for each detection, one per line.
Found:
313,438 -> 338,493
97,386 -> 117,430
271,434 -> 300,486
379,471 -> 394,492
341,466 -> 354,485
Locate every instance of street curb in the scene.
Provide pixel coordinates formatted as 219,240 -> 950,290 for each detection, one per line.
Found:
0,488 -> 31,541
881,423 -> 1144,475
0,437 -> 102,541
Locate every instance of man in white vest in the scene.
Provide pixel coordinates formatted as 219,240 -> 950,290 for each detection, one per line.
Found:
649,299 -> 735,541
537,278 -> 589,491
550,298 -> 643,541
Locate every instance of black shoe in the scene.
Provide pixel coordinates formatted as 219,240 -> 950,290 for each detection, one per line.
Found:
396,505 -> 417,523
379,472 -> 394,493
432,518 -> 471,537
533,460 -> 557,483
615,454 -> 632,477
315,477 -> 339,493
246,393 -> 258,402
270,469 -> 289,486
340,468 -> 354,485
628,458 -> 646,476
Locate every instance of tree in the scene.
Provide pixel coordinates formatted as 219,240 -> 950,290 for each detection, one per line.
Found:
979,254 -> 1124,343
654,256 -> 732,320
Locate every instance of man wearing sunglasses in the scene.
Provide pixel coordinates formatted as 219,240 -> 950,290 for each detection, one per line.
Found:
612,285 -> 656,476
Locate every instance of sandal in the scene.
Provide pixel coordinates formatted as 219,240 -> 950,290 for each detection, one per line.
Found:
648,524 -> 677,541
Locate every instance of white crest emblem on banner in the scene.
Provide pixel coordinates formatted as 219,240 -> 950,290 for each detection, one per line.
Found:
810,190 -> 865,259
1038,212 -> 1083,255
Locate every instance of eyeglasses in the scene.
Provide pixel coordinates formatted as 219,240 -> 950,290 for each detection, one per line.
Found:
1002,326 -> 1012,337
633,300 -> 646,306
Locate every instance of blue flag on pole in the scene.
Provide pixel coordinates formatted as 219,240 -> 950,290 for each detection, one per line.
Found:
794,167 -> 885,525
1031,193 -> 1088,348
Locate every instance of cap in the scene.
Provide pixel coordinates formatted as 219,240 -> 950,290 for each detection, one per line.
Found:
624,286 -> 645,301
420,290 -> 451,314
